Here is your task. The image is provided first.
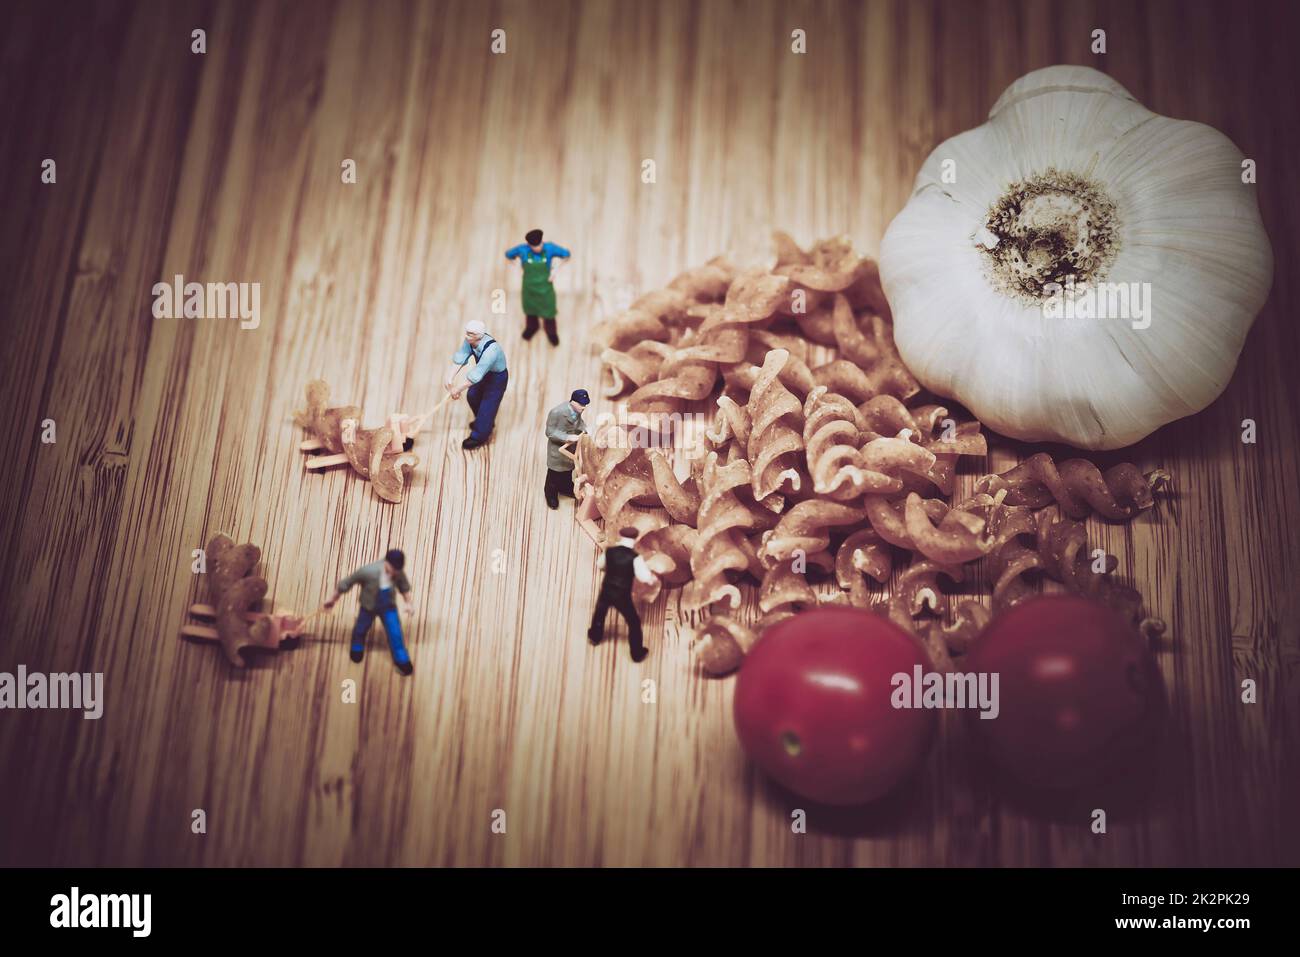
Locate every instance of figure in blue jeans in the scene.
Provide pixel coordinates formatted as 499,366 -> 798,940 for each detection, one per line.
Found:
325,549 -> 415,675
445,319 -> 508,450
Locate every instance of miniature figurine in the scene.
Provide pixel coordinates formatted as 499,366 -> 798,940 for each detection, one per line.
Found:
505,228 -> 571,345
445,319 -> 508,450
588,527 -> 655,663
325,549 -> 415,675
544,389 -> 590,509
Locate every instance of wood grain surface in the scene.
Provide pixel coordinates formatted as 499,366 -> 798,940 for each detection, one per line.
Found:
1,0 -> 1296,867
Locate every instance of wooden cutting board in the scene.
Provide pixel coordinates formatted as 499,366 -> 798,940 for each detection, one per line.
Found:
0,0 -> 1295,866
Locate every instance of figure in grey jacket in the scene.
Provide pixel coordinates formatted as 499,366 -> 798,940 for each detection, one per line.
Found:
324,549 -> 414,675
544,389 -> 590,509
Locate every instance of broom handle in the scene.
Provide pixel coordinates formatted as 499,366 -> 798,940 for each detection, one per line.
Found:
292,603 -> 333,630
411,364 -> 467,421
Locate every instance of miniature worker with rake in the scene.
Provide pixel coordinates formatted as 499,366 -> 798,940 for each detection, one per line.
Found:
445,319 -> 509,450
325,549 -> 415,675
544,388 -> 590,509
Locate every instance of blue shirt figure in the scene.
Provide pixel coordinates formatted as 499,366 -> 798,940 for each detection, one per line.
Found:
507,228 -> 571,346
505,240 -> 571,272
451,332 -> 508,383
446,319 -> 509,450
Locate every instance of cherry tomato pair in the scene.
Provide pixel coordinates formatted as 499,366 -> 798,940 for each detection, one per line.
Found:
733,597 -> 1164,805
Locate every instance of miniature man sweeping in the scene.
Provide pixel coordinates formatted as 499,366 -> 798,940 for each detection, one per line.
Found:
588,527 -> 655,663
325,549 -> 415,675
544,388 -> 590,509
445,319 -> 508,450
505,228 -> 571,345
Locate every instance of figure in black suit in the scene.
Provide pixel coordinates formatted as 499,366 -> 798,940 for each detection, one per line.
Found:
588,527 -> 655,663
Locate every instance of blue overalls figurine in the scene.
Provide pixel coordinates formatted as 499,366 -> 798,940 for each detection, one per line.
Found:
445,319 -> 508,450
325,549 -> 415,675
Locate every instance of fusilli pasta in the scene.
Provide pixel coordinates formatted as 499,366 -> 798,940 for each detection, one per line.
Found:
582,235 -> 1170,675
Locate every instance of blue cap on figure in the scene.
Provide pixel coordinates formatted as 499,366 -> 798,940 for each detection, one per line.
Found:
571,389 -> 590,405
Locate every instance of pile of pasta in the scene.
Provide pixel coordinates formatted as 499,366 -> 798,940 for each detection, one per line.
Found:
579,234 -> 1170,675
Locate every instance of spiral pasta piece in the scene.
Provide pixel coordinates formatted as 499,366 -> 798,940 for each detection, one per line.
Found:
646,449 -> 701,526
593,257 -> 735,350
834,527 -> 893,606
746,349 -> 806,501
933,601 -> 992,655
759,561 -> 820,620
721,334 -> 817,399
775,234 -> 878,295
790,302 -> 837,347
977,452 -> 1171,520
1033,508 -> 1144,620
981,501 -> 1146,621
692,615 -> 759,676
572,434 -> 662,537
633,523 -> 699,604
577,431 -> 709,542
861,434 -> 937,489
889,557 -> 966,619
803,386 -> 867,498
858,493 -> 990,564
758,557 -> 841,631
875,560 -> 972,672
859,396 -> 986,456
855,397 -> 986,496
683,453 -> 758,609
367,428 -> 419,504
859,313 -> 921,399
760,500 -> 866,567
830,291 -> 882,369
706,394 -> 751,457
599,340 -> 674,398
624,271 -> 791,413
983,503 -> 1044,608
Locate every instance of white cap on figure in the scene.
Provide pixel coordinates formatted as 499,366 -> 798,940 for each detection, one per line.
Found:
465,319 -> 487,337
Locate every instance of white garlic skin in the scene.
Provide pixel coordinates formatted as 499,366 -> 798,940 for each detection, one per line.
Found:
879,65 -> 1273,450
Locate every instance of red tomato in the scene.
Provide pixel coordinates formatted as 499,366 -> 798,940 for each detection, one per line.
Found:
733,607 -> 937,805
964,595 -> 1165,790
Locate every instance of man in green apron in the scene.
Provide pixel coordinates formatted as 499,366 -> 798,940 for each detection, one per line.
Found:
505,229 -> 571,346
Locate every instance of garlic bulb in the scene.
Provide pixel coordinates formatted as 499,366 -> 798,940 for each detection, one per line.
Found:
879,65 -> 1273,450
